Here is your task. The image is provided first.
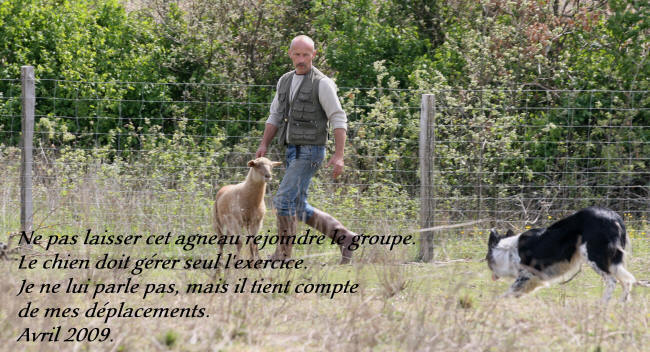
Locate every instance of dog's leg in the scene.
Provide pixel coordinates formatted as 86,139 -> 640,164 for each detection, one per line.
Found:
610,264 -> 636,302
503,271 -> 543,298
602,274 -> 617,303
588,261 -> 616,303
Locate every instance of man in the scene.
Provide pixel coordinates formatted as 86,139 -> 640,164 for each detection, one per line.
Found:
255,35 -> 356,264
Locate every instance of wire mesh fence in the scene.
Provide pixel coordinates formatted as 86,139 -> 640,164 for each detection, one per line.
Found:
0,76 -> 648,241
0,77 -> 420,237
422,89 -> 649,232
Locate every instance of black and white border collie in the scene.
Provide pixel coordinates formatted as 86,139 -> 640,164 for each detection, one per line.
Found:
486,206 -> 637,302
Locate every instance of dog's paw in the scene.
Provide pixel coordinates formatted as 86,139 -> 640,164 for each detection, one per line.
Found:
499,291 -> 521,299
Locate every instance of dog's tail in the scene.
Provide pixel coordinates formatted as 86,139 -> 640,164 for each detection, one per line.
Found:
613,220 -> 630,259
635,280 -> 650,288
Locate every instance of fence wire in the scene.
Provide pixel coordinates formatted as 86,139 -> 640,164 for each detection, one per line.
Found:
0,78 -> 647,239
1,78 -> 420,236
423,89 -> 648,233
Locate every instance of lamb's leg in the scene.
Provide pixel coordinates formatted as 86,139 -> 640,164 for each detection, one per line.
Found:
248,241 -> 259,261
235,234 -> 243,259
247,221 -> 263,261
216,218 -> 229,256
214,205 -> 223,255
222,215 -> 242,259
212,216 -> 224,278
217,227 -> 225,256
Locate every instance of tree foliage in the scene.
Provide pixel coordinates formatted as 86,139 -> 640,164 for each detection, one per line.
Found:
0,0 -> 647,215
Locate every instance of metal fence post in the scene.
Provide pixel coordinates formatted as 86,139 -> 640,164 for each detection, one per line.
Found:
418,94 -> 435,262
20,65 -> 35,237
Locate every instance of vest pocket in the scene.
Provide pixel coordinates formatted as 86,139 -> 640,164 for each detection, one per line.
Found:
293,132 -> 317,141
277,92 -> 288,115
292,117 -> 315,123
292,119 -> 319,132
297,90 -> 312,101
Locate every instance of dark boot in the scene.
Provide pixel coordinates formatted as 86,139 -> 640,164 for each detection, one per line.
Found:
269,214 -> 297,260
305,208 -> 357,264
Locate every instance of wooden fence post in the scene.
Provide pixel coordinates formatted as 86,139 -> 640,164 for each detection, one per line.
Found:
20,65 -> 35,238
417,94 -> 435,262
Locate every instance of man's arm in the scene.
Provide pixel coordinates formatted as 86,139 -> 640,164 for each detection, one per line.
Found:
327,128 -> 346,179
318,77 -> 348,179
257,80 -> 284,158
256,123 -> 278,158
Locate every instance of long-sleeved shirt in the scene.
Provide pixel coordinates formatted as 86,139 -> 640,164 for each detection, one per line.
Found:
266,68 -> 348,133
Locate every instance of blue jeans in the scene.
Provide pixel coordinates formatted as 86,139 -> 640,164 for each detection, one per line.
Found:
273,144 -> 326,221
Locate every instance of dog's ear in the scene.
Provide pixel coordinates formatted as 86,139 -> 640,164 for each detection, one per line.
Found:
505,229 -> 515,237
247,160 -> 257,167
271,161 -> 283,168
488,229 -> 499,247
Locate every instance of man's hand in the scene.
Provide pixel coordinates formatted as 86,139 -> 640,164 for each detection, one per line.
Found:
256,145 -> 267,158
327,154 -> 344,179
256,123 -> 278,158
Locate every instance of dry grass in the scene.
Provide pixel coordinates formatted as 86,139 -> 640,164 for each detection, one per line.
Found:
1,232 -> 648,352
1,149 -> 648,351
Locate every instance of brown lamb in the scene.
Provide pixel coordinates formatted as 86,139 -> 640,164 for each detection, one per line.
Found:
213,157 -> 282,259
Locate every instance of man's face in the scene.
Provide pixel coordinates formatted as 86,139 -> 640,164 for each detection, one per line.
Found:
289,40 -> 315,75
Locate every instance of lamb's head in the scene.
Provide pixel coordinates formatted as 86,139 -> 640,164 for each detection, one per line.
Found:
247,157 -> 283,183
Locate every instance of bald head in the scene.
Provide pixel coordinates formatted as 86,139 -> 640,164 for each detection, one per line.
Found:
288,35 -> 316,74
290,35 -> 315,51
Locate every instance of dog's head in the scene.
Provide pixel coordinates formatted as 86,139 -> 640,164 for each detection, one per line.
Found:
486,228 -> 518,280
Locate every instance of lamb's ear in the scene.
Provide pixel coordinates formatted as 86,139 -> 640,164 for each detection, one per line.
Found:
488,229 -> 499,247
271,161 -> 282,168
247,160 -> 256,167
505,229 -> 515,237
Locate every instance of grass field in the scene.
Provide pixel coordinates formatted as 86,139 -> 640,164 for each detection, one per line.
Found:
1,225 -> 648,352
1,148 -> 648,351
